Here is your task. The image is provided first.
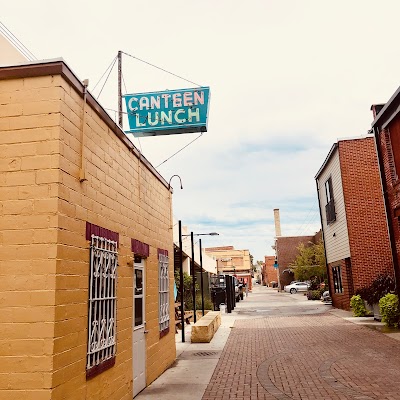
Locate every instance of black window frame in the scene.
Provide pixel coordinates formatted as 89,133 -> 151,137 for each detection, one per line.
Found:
332,265 -> 343,294
324,176 -> 336,224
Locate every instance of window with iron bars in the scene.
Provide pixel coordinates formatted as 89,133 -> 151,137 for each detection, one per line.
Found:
87,235 -> 118,375
159,252 -> 170,334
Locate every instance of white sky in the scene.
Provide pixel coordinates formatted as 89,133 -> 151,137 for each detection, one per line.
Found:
3,0 -> 400,261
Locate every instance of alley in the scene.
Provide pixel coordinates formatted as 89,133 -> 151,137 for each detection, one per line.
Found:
203,285 -> 400,400
136,285 -> 400,400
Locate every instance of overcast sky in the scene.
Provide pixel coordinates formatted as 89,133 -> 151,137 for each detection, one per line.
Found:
3,1 -> 400,261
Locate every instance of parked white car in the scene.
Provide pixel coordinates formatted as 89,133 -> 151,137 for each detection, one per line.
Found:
284,282 -> 309,294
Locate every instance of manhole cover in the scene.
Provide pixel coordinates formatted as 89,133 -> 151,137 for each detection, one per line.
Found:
178,350 -> 221,360
194,351 -> 218,357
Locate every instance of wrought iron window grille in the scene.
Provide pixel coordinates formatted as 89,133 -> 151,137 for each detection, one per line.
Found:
159,253 -> 170,332
87,235 -> 118,372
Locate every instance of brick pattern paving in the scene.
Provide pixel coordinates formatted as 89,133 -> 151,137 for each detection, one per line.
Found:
202,313 -> 400,399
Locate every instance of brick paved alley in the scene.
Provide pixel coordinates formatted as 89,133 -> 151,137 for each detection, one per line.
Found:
202,312 -> 400,400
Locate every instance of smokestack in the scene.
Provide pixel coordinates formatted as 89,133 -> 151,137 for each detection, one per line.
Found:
273,208 -> 282,237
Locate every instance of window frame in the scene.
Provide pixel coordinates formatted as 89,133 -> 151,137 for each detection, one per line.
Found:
158,250 -> 170,336
134,256 -> 145,329
332,265 -> 343,294
86,234 -> 118,378
324,176 -> 336,224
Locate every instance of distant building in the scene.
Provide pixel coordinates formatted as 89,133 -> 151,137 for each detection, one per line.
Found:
315,136 -> 393,310
263,255 -> 277,286
274,233 -> 321,290
172,223 -> 217,303
205,246 -> 252,290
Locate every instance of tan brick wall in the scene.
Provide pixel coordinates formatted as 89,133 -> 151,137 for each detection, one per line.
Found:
0,67 -> 175,399
0,75 -> 62,400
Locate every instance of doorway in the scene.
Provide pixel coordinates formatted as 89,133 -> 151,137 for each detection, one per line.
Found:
133,256 -> 146,397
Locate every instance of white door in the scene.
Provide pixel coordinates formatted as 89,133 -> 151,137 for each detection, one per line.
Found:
133,257 -> 146,397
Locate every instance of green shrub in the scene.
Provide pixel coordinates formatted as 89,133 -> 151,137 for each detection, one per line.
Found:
196,296 -> 213,311
350,294 -> 367,317
379,293 -> 400,328
356,275 -> 396,305
307,289 -> 323,300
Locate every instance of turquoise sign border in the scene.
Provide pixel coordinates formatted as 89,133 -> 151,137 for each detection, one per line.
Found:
123,86 -> 210,137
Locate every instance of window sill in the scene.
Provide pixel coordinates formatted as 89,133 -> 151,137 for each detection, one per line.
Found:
86,356 -> 116,380
160,326 -> 170,339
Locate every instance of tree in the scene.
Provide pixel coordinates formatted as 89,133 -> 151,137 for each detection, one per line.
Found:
290,240 -> 326,283
174,270 -> 202,310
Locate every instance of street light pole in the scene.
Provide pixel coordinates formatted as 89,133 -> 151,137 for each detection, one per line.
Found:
190,232 -> 196,323
179,220 -> 185,342
199,238 -> 205,316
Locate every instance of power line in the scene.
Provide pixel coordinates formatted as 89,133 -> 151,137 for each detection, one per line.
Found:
295,200 -> 320,235
156,133 -> 203,168
121,71 -> 128,93
92,55 -> 118,94
298,213 -> 320,236
0,21 -> 36,60
122,51 -> 202,87
97,56 -> 117,99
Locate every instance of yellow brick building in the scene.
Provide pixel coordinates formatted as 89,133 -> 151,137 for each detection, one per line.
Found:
205,246 -> 251,274
0,59 -> 176,399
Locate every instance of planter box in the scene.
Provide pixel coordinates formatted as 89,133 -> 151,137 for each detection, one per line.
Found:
373,303 -> 382,321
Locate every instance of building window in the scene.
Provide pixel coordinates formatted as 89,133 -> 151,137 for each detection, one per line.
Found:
332,265 -> 343,293
134,256 -> 145,327
325,177 -> 336,224
158,249 -> 170,335
87,235 -> 118,376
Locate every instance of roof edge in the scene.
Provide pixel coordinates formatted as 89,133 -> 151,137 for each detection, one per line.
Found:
315,143 -> 338,179
371,85 -> 400,129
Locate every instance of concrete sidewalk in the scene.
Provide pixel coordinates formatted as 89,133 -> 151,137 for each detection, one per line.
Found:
136,307 -> 243,399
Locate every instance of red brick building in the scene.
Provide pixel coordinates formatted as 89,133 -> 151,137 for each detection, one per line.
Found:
372,97 -> 400,297
274,232 -> 321,290
263,255 -> 277,286
316,136 -> 393,310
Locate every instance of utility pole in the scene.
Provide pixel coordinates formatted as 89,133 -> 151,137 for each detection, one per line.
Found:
117,50 -> 123,128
